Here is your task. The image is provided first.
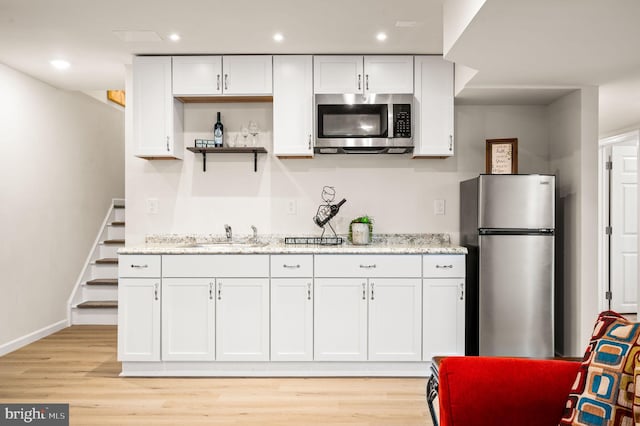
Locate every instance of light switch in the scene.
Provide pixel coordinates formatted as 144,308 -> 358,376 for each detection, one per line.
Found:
434,199 -> 446,215
146,198 -> 159,214
287,199 -> 297,215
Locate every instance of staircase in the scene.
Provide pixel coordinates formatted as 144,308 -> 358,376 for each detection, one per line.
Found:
69,200 -> 125,325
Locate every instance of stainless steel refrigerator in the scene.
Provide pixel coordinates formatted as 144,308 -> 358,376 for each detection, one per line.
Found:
460,174 -> 555,357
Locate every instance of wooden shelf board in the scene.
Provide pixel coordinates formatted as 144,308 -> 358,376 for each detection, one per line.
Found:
186,147 -> 267,154
176,96 -> 273,103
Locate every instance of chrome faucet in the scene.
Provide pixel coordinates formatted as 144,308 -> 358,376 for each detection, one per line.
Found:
224,224 -> 232,241
250,225 -> 258,242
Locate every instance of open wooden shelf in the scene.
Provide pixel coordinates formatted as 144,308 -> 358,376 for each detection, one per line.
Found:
176,96 -> 273,103
186,146 -> 268,172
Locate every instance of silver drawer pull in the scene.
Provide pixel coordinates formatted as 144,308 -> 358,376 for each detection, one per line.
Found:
131,264 -> 148,268
359,264 -> 377,269
435,264 -> 453,269
283,264 -> 301,269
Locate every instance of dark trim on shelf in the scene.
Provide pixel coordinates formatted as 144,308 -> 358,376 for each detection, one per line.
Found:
186,147 -> 268,172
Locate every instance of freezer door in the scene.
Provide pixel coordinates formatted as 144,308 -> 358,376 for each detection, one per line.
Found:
479,234 -> 554,357
478,175 -> 555,229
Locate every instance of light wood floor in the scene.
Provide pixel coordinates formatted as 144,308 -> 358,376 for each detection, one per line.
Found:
0,326 -> 432,425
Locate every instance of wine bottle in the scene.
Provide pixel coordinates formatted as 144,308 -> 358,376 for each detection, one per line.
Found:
314,198 -> 347,227
213,112 -> 224,147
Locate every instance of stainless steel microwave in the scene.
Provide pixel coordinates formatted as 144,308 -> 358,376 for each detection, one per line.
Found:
314,94 -> 413,154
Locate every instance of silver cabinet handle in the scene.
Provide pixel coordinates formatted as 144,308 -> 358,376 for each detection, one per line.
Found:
359,264 -> 377,269
131,264 -> 148,269
307,283 -> 312,300
362,283 -> 366,300
224,73 -> 228,90
308,134 -> 312,150
357,74 -> 361,90
154,283 -> 159,301
216,74 -> 221,91
166,136 -> 170,151
209,282 -> 214,300
436,264 -> 454,269
370,282 -> 375,300
365,74 -> 369,91
449,135 -> 453,151
283,264 -> 300,269
459,282 -> 464,301
218,282 -> 222,300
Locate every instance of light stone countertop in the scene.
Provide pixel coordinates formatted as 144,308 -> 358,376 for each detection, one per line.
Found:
118,233 -> 468,255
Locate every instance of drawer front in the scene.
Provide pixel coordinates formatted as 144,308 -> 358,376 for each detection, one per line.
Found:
314,255 -> 421,278
119,255 -> 161,277
162,255 -> 269,278
423,255 -> 465,278
271,255 -> 313,277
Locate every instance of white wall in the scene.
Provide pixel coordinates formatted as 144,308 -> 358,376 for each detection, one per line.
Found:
549,87 -> 599,356
443,0 -> 488,55
0,63 -> 124,350
125,104 -> 550,246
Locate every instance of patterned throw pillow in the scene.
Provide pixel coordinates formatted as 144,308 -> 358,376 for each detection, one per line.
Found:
559,311 -> 640,426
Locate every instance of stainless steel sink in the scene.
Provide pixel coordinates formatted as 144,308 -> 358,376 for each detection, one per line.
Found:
194,241 -> 269,248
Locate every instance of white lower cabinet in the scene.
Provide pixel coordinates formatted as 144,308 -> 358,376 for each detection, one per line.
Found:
215,278 -> 270,361
314,278 -> 368,361
161,278 -> 215,361
271,278 -> 313,361
368,279 -> 422,361
118,278 -> 161,361
423,255 -> 466,359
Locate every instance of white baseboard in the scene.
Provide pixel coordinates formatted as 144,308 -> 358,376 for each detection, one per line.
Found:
0,320 -> 67,357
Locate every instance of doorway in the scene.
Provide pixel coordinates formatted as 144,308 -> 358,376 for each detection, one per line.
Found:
599,130 -> 639,314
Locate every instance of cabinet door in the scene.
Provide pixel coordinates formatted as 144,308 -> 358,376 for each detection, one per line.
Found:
271,278 -> 313,361
363,56 -> 414,94
118,278 -> 160,361
413,56 -> 454,157
172,56 -> 222,96
368,278 -> 422,361
133,56 -> 184,159
314,278 -> 367,361
423,278 -> 465,359
273,55 -> 314,157
222,56 -> 273,95
313,55 -> 364,94
162,278 -> 215,361
215,278 -> 270,361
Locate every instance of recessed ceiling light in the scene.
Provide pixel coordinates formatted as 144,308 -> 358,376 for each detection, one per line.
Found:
376,32 -> 387,41
273,33 -> 284,42
169,33 -> 180,42
50,59 -> 70,70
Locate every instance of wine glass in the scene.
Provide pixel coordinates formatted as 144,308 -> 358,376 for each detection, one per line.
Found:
248,121 -> 259,147
240,125 -> 250,147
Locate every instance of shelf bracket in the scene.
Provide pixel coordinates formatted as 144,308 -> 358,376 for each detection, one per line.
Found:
254,150 -> 257,172
202,152 -> 207,172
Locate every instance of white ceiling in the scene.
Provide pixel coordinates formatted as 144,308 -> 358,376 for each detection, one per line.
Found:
0,0 -> 444,91
1,0 -> 639,134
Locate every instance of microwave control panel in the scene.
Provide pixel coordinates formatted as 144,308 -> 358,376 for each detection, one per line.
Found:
393,104 -> 412,138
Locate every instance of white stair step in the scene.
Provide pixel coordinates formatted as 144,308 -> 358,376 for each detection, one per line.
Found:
107,225 -> 125,240
82,285 -> 118,301
71,306 -> 117,325
90,263 -> 118,279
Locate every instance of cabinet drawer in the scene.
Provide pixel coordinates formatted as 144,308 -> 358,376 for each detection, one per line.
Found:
423,255 -> 465,278
314,255 -> 421,278
271,255 -> 313,277
162,255 -> 269,278
119,255 -> 161,277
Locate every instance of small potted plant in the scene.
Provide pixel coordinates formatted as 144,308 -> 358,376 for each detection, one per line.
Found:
349,215 -> 374,245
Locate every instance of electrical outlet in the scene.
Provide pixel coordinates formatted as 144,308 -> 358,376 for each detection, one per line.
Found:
287,199 -> 297,215
146,198 -> 159,214
434,199 -> 446,215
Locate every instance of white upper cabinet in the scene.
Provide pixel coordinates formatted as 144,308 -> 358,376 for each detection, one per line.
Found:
314,55 -> 413,94
222,56 -> 273,95
171,55 -> 272,96
133,56 -> 184,159
172,56 -> 223,96
314,55 -> 364,94
273,55 -> 313,157
363,56 -> 413,94
413,56 -> 454,157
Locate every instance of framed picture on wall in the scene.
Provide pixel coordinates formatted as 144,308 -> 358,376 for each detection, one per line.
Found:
486,138 -> 518,174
